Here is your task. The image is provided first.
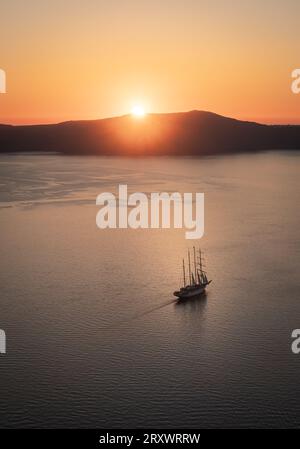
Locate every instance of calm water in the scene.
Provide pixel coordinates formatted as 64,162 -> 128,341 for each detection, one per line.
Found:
0,152 -> 299,428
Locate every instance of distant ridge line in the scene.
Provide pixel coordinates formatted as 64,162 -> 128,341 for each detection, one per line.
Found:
0,110 -> 299,156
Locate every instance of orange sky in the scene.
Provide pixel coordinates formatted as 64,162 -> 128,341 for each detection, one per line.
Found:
0,0 -> 299,125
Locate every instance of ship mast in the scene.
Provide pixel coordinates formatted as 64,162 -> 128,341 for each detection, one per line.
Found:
199,248 -> 203,273
188,249 -> 192,285
193,246 -> 197,283
182,258 -> 186,287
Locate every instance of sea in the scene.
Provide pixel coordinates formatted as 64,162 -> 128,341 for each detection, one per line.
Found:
0,151 -> 299,428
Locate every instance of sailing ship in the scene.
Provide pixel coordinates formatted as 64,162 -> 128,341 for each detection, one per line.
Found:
173,247 -> 212,300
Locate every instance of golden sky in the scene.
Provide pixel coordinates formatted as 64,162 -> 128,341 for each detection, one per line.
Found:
0,0 -> 299,124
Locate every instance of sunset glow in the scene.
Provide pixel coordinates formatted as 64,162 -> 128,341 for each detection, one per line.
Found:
0,2 -> 300,125
131,105 -> 146,117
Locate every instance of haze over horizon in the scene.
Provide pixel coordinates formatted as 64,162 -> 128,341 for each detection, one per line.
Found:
0,0 -> 299,126
1,109 -> 299,127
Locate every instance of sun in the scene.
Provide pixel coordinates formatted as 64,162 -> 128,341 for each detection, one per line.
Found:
131,105 -> 146,117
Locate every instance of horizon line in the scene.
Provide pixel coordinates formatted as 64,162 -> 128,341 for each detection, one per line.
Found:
1,110 -> 300,127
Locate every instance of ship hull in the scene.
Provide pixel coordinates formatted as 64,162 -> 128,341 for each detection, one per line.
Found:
173,281 -> 211,300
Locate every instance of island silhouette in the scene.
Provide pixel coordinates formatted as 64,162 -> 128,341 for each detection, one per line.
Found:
1,110 -> 299,156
